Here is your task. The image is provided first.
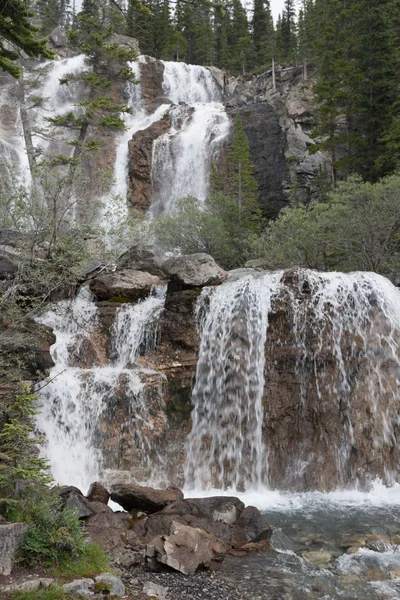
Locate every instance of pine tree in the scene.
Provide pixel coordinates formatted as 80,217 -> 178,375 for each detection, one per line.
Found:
80,0 -> 99,19
251,0 -> 275,68
0,0 -> 54,78
0,387 -> 51,510
229,0 -> 251,73
227,114 -> 262,230
37,0 -> 61,34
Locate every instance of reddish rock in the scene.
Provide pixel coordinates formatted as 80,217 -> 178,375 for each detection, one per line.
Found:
128,114 -> 171,211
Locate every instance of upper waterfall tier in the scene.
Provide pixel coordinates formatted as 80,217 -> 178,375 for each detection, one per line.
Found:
185,269 -> 400,492
161,61 -> 222,103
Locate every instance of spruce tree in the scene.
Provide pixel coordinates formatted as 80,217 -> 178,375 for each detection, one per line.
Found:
251,0 -> 275,68
0,0 -> 54,78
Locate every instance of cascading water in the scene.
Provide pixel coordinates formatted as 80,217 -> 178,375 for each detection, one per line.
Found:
185,271 -> 283,491
185,269 -> 400,493
36,286 -> 167,492
101,58 -> 170,241
149,61 -> 230,216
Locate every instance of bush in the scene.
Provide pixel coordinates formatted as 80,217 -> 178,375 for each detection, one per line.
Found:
255,174 -> 400,274
12,490 -> 85,567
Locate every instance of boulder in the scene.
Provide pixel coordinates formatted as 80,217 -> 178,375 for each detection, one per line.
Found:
63,578 -> 94,597
147,521 -> 226,575
118,244 -> 166,278
111,483 -> 183,513
89,269 -> 164,301
86,481 -> 110,505
182,496 -> 245,524
56,486 -> 95,519
1,578 -> 54,593
231,506 -> 272,549
49,26 -> 68,47
85,511 -> 131,551
162,254 -> 227,289
0,522 -> 28,576
142,581 -> 168,600
95,573 -> 125,597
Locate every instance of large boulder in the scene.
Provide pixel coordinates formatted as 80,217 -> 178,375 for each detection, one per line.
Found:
85,511 -> 132,552
147,521 -> 226,575
118,244 -> 166,278
231,505 -> 272,549
86,482 -> 110,505
89,269 -> 165,301
182,496 -> 245,524
0,522 -> 27,576
111,483 -> 183,513
162,254 -> 227,289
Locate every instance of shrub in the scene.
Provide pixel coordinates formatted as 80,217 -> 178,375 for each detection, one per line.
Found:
13,490 -> 85,567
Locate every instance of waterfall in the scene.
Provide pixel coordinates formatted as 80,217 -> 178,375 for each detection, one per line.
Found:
185,271 -> 282,491
36,286 -> 167,493
32,54 -> 88,158
101,58 -> 170,242
185,269 -> 400,492
149,61 -> 230,216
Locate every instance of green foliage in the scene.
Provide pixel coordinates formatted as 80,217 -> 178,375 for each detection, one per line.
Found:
255,174 -> 400,273
15,491 -> 85,567
0,387 -> 52,513
54,542 -> 110,578
10,584 -> 65,600
0,0 -> 54,78
154,194 -> 259,269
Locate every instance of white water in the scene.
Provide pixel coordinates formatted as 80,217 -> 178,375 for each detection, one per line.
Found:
0,81 -> 31,185
185,271 -> 283,491
185,269 -> 400,493
36,286 -> 167,493
32,54 -> 87,157
149,61 -> 230,216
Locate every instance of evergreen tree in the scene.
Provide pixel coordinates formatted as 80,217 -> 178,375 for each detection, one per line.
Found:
37,0 -> 61,34
0,0 -> 54,78
229,0 -> 252,73
227,114 -> 261,230
214,2 -> 230,69
80,0 -> 99,19
276,0 -> 297,64
0,387 -> 51,510
251,0 -> 274,68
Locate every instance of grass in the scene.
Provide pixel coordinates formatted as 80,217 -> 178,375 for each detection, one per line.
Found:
51,542 -> 110,579
10,585 -> 66,600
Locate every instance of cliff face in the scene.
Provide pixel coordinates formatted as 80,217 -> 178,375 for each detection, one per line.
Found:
225,66 -> 331,216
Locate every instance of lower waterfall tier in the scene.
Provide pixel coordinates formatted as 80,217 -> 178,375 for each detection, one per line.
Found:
35,265 -> 400,494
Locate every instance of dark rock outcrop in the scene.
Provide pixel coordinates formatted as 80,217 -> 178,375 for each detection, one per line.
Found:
238,103 -> 288,219
110,483 -> 183,513
89,269 -> 165,301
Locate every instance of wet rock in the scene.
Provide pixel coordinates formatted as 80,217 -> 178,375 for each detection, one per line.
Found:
142,581 -> 168,599
302,550 -> 333,568
89,269 -> 164,301
231,506 -> 272,549
148,521 -> 226,575
86,481 -> 110,505
208,66 -> 225,91
162,253 -> 227,289
139,57 -> 165,107
0,522 -> 28,575
95,573 -> 125,597
111,483 -> 183,513
182,496 -> 245,524
128,114 -> 171,211
63,578 -> 94,597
